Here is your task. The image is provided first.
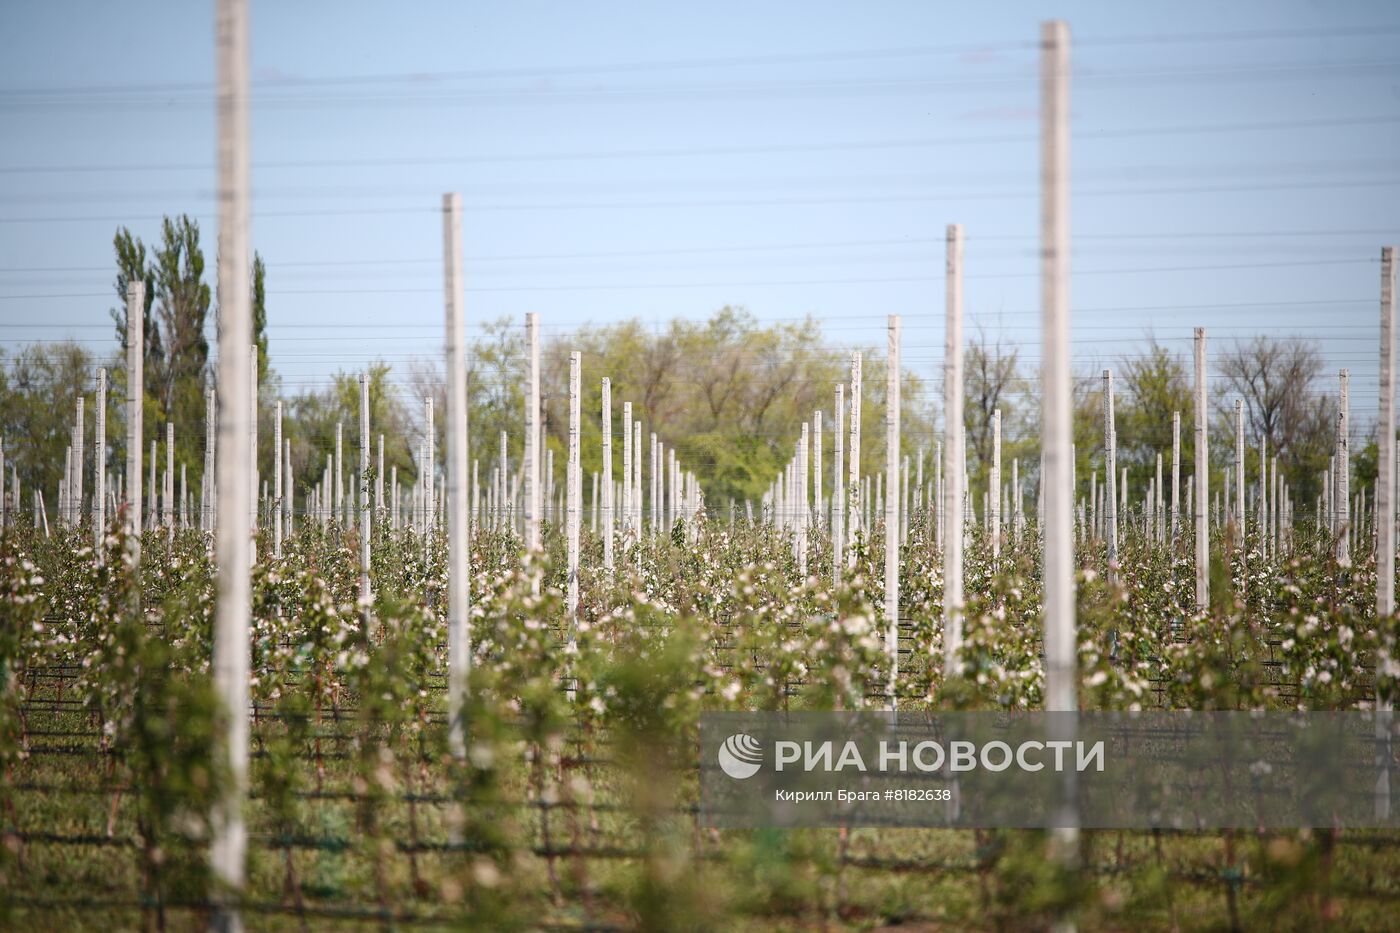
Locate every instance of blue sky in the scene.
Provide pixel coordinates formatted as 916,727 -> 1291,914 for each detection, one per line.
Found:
1,0 -> 1398,426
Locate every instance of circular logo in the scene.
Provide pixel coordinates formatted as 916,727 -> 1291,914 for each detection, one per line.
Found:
718,733 -> 763,779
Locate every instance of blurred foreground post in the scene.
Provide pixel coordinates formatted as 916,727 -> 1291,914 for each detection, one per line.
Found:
284,439 -> 293,536
847,352 -> 861,567
1171,412 -> 1181,543
211,0 -> 251,922
602,377 -> 614,571
833,383 -> 844,581
1040,20 -> 1080,902
943,225 -> 965,676
1377,246 -> 1396,818
1339,369 -> 1351,565
74,398 -> 84,527
359,373 -> 372,634
204,387 -> 215,532
813,409 -> 823,533
1195,328 -> 1209,610
95,369 -> 106,556
622,402 -> 632,541
991,408 -> 1001,560
426,398 -> 435,539
1234,400 -> 1245,538
165,422 -> 174,542
273,401 -> 283,556
1103,370 -> 1116,567
567,351 -> 581,618
526,313 -> 540,555
443,193 -> 471,758
250,349 -> 258,541
885,315 -> 900,709
799,423 -> 810,578
125,281 -> 144,547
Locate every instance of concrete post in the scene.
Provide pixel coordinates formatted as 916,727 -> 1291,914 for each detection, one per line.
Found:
443,192 -> 471,756
885,315 -> 901,706
1194,328 -> 1209,610
943,226 -> 965,675
210,0 -> 251,916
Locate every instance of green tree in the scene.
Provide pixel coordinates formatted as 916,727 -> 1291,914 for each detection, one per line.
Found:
535,307 -> 935,507
150,215 -> 211,444
285,363 -> 416,505
109,227 -> 161,379
1072,343 -> 1215,516
107,217 -> 214,501
466,317 -> 526,478
417,307 -> 924,510
1117,338 -> 1194,497
1118,339 -> 1190,464
396,317 -> 526,497
107,227 -> 162,482
964,332 -> 1032,509
0,342 -> 95,515
252,251 -> 269,387
1216,335 -> 1336,505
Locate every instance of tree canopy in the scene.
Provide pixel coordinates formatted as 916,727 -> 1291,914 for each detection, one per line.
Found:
0,275 -> 1362,523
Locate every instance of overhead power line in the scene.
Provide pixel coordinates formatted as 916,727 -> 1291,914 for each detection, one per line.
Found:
3,113 -> 1398,175
3,23 -> 1397,99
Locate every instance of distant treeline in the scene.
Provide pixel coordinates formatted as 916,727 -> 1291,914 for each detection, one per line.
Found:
0,217 -> 1359,515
